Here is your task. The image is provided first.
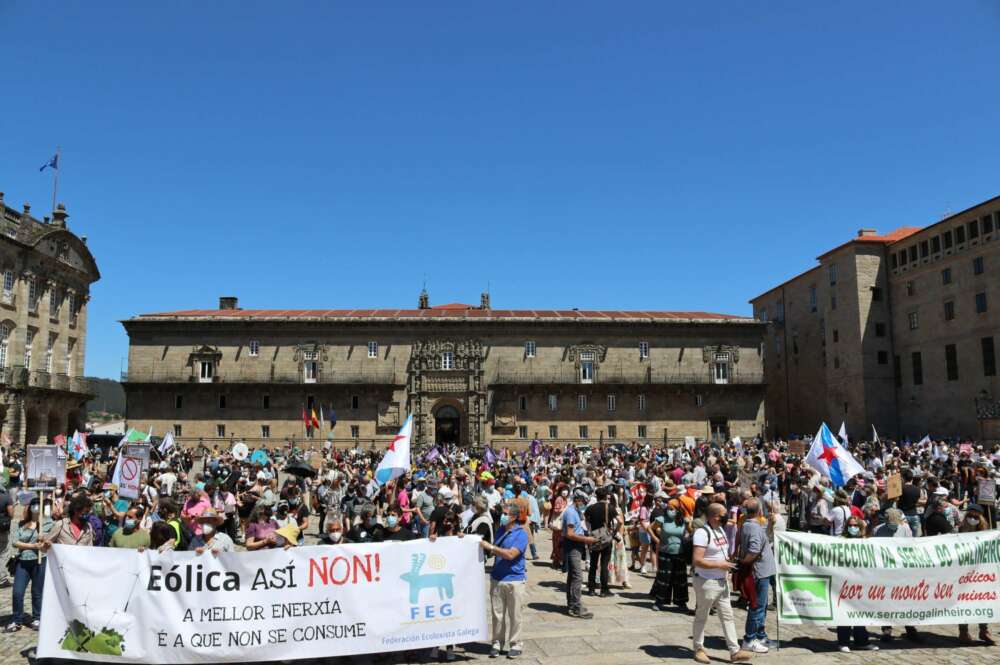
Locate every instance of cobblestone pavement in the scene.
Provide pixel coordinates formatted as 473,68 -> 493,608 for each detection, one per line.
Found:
2,529 -> 997,665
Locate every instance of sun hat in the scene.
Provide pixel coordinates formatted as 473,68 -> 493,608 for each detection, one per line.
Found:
196,508 -> 225,525
275,523 -> 300,546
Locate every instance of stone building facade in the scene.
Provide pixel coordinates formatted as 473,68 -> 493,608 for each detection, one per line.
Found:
121,294 -> 766,449
0,193 -> 99,443
751,194 -> 1000,441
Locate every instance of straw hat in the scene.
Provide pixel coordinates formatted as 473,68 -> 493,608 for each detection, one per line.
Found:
275,523 -> 300,546
196,508 -> 225,525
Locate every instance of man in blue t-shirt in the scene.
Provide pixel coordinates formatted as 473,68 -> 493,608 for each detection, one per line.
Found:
480,501 -> 529,658
562,489 -> 597,619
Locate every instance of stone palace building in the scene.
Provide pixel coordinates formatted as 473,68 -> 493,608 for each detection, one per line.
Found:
121,293 -> 765,448
751,194 -> 1000,441
0,193 -> 99,444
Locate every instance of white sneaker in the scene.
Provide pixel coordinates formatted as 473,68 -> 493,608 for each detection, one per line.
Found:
839,646 -> 851,653
748,640 -> 769,654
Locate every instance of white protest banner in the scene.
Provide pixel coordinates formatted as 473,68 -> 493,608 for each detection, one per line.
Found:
684,436 -> 696,450
122,443 -> 152,474
118,455 -> 143,499
776,530 -> 1000,627
39,537 -> 487,663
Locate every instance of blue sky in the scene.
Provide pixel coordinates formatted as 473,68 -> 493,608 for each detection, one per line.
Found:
2,2 -> 999,379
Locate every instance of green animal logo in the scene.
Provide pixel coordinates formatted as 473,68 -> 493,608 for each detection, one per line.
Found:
782,578 -> 828,600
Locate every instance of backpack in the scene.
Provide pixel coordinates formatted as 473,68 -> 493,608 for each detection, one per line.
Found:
86,514 -> 105,547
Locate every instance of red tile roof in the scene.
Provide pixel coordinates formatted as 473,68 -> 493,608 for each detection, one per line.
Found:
816,226 -> 923,260
130,308 -> 755,323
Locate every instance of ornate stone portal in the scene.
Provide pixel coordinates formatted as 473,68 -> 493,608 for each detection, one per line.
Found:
408,339 -> 486,445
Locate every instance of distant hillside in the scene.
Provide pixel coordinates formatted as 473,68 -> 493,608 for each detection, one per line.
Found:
86,377 -> 126,415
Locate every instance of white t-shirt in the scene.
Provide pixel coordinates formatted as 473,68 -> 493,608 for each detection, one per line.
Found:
693,525 -> 730,580
830,505 -> 850,536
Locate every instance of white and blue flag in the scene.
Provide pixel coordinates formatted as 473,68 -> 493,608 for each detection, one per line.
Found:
805,422 -> 865,487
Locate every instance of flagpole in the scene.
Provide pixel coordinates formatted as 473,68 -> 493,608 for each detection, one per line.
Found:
51,146 -> 61,215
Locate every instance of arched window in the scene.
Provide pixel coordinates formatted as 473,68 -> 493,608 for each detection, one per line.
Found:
435,405 -> 460,420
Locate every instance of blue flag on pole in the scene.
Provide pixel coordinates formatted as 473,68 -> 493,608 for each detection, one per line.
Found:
39,154 -> 59,172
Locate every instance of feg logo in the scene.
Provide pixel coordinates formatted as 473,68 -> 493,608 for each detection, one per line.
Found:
400,553 -> 456,621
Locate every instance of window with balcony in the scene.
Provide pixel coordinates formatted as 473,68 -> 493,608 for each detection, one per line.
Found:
65,338 -> 75,376
199,360 -> 215,382
549,425 -> 558,439
174,424 -> 182,437
639,341 -> 649,359
713,352 -> 730,384
249,340 -> 260,357
548,394 -> 557,411
607,394 -> 616,412
579,425 -> 588,439
216,424 -> 226,437
637,425 -> 647,438
24,329 -> 33,370
524,341 -> 536,358
367,341 -> 378,358
579,351 -> 594,383
261,425 -> 270,439
45,333 -> 56,373
0,324 -> 8,370
441,351 -> 454,370
27,279 -> 37,312
577,394 -> 587,411
518,426 -> 528,439
303,351 -> 317,382
607,425 -> 617,438
350,425 -> 360,438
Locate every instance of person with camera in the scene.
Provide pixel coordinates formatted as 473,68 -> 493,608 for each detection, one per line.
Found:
691,503 -> 751,664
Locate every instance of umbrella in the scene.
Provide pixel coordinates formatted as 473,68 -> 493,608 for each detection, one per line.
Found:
250,449 -> 271,466
284,459 -> 317,479
231,442 -> 249,461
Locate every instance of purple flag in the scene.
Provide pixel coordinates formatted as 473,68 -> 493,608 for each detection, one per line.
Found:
484,446 -> 497,465
530,439 -> 542,456
425,446 -> 439,462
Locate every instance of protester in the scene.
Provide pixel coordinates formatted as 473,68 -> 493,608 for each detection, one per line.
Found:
562,489 -> 596,619
737,498 -> 776,653
191,509 -> 234,554
835,516 -> 878,653
650,498 -> 689,612
482,501 -> 529,659
958,504 -> 996,646
584,486 -> 614,597
691,503 -> 751,664
109,507 -> 150,549
7,499 -> 48,632
244,504 -> 279,550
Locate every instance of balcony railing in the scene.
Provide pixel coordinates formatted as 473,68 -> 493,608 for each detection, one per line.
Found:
121,367 -> 402,385
492,363 -> 764,385
0,366 -> 93,394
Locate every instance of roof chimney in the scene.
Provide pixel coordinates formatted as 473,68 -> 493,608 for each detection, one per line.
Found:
857,228 -> 878,238
219,296 -> 239,310
51,203 -> 68,229
480,291 -> 491,310
418,288 -> 430,310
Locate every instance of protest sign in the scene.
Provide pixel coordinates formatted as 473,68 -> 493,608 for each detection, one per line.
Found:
118,456 -> 143,499
788,440 -> 805,456
776,530 -> 1000,626
39,537 -> 487,663
886,473 -> 903,500
960,443 -> 974,455
122,443 -> 152,474
684,436 -> 696,450
26,445 -> 65,489
978,478 -> 996,506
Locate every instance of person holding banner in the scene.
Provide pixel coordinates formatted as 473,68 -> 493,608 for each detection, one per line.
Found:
690,503 -> 751,664
6,498 -> 48,632
482,500 -> 529,659
958,504 -> 996,646
834,515 -> 878,653
42,494 -> 94,547
191,509 -> 234,554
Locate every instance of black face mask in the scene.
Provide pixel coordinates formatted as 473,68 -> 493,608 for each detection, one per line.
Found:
718,514 -> 729,527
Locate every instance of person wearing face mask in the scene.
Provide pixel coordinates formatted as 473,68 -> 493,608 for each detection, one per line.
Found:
833,517 -> 878,653
691,503 -> 751,664
958,504 -> 996,645
481,501 -> 529,659
380,506 -> 416,542
318,511 -> 345,545
346,504 -> 382,543
191,509 -> 234,555
110,508 -> 150,549
245,505 -> 279,550
651,499 -> 689,612
872,509 -> 919,644
562,489 -> 597,619
181,481 -> 211,537
42,494 -> 94,548
7,499 -> 49,632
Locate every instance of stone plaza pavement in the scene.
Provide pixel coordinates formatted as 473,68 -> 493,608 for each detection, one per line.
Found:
2,534 -> 997,665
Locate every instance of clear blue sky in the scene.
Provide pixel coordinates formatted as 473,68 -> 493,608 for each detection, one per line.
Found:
2,2 -> 998,379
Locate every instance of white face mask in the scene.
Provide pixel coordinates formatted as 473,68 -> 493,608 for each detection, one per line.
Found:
327,531 -> 343,542
202,524 -> 215,536
966,516 -> 979,525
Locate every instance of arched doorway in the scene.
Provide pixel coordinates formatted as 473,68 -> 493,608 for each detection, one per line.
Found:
434,405 -> 461,445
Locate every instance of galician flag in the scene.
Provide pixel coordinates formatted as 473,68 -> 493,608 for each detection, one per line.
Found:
805,422 -> 865,487
375,415 -> 412,485
70,430 -> 88,461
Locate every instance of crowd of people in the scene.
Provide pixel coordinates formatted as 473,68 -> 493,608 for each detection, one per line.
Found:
0,432 -> 996,662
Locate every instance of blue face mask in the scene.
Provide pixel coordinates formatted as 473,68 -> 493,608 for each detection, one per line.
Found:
847,526 -> 861,537
499,514 -> 510,527
386,516 -> 399,528
124,518 -> 137,531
